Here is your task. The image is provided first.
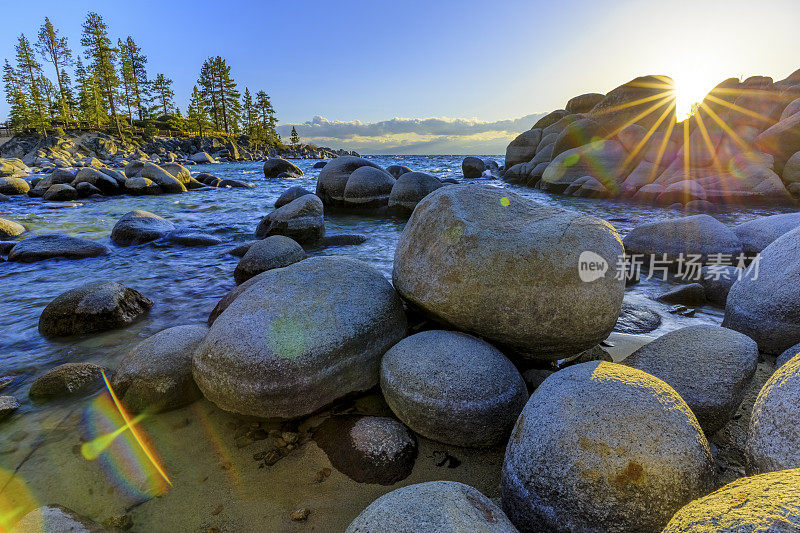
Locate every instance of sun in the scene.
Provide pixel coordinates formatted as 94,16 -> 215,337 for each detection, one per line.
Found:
670,71 -> 721,120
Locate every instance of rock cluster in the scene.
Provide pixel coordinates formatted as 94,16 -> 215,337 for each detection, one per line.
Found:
503,71 -> 800,207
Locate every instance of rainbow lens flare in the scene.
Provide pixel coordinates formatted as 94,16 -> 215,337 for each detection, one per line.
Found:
80,372 -> 171,500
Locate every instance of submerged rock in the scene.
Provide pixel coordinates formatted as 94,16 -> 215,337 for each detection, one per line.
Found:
662,469 -> 800,532
723,225 -> 800,354
746,354 -> 800,473
7,235 -> 109,262
0,396 -> 20,421
234,235 -> 306,284
11,504 -> 106,533
501,361 -> 714,533
111,210 -> 175,246
0,218 -> 25,240
160,230 -> 223,247
614,301 -> 661,334
381,330 -> 527,447
313,415 -> 417,485
346,481 -> 517,533
111,325 -> 207,413
29,363 -> 105,400
624,325 -> 758,434
38,281 -> 153,337
193,256 -> 407,419
255,194 -> 324,244
393,185 -> 625,361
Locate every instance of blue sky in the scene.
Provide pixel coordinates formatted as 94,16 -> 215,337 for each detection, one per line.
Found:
1,0 -> 798,153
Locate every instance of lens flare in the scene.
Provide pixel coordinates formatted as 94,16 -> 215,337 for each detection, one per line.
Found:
0,468 -> 39,532
80,372 -> 171,499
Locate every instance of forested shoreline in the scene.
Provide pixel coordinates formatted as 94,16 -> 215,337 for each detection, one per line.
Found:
2,12 -> 288,150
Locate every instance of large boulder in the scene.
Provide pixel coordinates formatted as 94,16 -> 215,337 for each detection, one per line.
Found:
0,177 -> 30,195
7,235 -> 109,262
234,235 -> 306,284
504,129 -> 542,169
588,75 -> 676,133
139,162 -> 186,193
385,164 -> 411,178
315,156 -> 383,206
192,256 -> 407,419
733,213 -> 800,254
380,330 -> 527,447
38,281 -> 153,337
386,172 -> 443,215
393,185 -> 625,361
461,156 -> 486,178
124,177 -> 161,196
755,111 -> 800,172
346,481 -> 518,533
746,354 -> 800,473
160,163 -> 193,185
72,168 -> 119,195
111,325 -> 207,413
662,469 -> 800,532
541,139 -> 630,194
623,214 -> 743,264
698,265 -> 741,306
565,92 -> 605,113
776,341 -> 800,369
501,361 -> 714,533
111,210 -> 176,246
189,151 -> 215,164
551,118 -> 607,158
263,157 -> 303,178
254,194 -> 324,244
723,225 -> 800,354
623,325 -> 758,434
0,218 -> 25,239
43,184 -> 78,201
342,166 -> 396,208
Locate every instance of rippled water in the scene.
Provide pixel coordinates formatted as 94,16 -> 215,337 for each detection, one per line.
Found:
0,155 -> 793,390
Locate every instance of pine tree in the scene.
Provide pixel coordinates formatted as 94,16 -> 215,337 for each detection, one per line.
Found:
197,56 -> 240,134
117,38 -> 135,126
290,126 -> 300,147
3,59 -> 32,132
197,58 -> 220,131
242,87 -> 254,136
74,56 -> 103,129
255,90 -> 278,143
36,17 -> 73,128
16,34 -> 48,135
187,85 -> 209,138
121,36 -> 149,121
151,73 -> 174,116
81,11 -> 122,136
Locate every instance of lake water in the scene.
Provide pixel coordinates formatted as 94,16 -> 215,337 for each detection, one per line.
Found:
0,154 -> 791,387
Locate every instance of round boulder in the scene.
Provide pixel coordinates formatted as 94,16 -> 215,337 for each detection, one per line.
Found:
746,354 -> 800,473
315,156 -> 383,206
192,256 -> 407,419
313,414 -> 417,485
776,341 -> 800,368
733,212 -> 800,254
234,235 -> 306,284
43,184 -> 78,201
723,225 -> 800,353
385,164 -> 412,178
111,325 -> 207,413
462,156 -> 486,178
501,361 -> 714,533
264,157 -> 303,179
342,166 -> 396,208
662,469 -> 800,532
0,218 -> 25,240
387,172 -> 443,215
381,330 -> 527,447
254,194 -> 324,244
624,325 -> 759,434
346,481 -> 518,533
275,186 -> 313,208
0,177 -> 31,195
7,235 -> 109,262
38,281 -> 153,337
393,185 -> 625,360
111,210 -> 175,246
29,363 -> 105,400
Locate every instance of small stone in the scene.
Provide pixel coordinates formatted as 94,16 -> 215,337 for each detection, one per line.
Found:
104,514 -> 133,530
290,508 -> 310,522
281,431 -> 299,444
29,363 -> 105,400
0,396 -> 21,422
657,283 -> 706,305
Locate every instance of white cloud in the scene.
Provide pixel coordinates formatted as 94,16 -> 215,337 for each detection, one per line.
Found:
276,114 -> 547,155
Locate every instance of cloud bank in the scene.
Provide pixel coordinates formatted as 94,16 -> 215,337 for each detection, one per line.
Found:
276,113 -> 546,155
